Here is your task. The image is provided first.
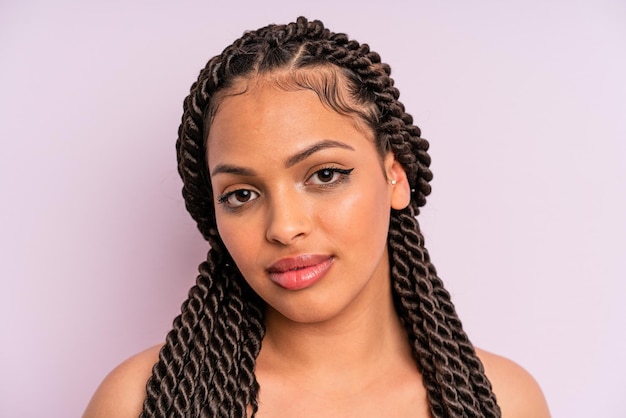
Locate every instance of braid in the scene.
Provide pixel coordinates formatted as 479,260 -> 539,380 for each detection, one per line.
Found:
144,16 -> 500,417
389,209 -> 500,417
141,247 -> 265,417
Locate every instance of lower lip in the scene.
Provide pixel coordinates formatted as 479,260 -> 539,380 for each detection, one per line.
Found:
268,257 -> 335,290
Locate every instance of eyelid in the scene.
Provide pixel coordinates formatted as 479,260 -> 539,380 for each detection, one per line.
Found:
217,187 -> 260,209
305,166 -> 354,186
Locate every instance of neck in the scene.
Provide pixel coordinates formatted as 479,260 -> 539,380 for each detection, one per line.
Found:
257,276 -> 413,386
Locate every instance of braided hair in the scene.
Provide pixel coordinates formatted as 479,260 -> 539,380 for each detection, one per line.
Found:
141,16 -> 501,418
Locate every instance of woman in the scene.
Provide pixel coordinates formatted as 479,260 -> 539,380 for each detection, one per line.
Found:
84,17 -> 549,417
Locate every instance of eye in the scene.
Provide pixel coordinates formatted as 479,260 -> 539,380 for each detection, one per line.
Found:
307,167 -> 354,186
217,189 -> 259,208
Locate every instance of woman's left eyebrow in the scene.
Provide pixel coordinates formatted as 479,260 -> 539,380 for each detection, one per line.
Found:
284,140 -> 355,168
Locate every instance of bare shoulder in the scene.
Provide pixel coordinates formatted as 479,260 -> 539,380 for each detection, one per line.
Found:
82,344 -> 163,418
476,348 -> 550,418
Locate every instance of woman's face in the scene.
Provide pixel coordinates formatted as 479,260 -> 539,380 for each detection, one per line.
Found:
206,80 -> 409,324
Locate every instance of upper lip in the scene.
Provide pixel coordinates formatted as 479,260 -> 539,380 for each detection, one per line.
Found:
267,254 -> 333,273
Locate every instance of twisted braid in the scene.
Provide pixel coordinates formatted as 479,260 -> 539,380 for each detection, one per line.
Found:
141,248 -> 264,417
142,16 -> 500,417
389,209 -> 500,417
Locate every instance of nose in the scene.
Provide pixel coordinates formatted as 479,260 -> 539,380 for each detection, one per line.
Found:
265,192 -> 311,245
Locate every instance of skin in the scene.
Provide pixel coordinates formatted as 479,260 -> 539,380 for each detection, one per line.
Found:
83,80 -> 551,418
208,81 -> 409,325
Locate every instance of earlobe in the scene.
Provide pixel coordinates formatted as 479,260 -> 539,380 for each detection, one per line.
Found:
385,153 -> 411,210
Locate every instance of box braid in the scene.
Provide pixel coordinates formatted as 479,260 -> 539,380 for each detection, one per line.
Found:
141,16 -> 501,417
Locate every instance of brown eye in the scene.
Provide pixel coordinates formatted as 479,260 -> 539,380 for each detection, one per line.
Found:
218,189 -> 259,208
307,167 -> 354,186
233,190 -> 253,202
317,169 -> 336,183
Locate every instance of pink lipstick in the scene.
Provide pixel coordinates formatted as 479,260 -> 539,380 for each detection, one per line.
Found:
267,254 -> 334,290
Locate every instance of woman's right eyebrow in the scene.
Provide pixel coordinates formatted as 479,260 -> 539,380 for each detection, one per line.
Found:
211,164 -> 256,177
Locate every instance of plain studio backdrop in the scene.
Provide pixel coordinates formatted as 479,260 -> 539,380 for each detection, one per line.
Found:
1,1 -> 624,417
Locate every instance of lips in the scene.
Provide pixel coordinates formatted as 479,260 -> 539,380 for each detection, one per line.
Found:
267,254 -> 335,290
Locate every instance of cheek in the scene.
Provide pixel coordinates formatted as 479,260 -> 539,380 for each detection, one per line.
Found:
318,184 -> 390,245
215,215 -> 258,269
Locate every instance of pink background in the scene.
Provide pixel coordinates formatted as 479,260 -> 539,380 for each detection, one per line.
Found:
1,1 -> 624,416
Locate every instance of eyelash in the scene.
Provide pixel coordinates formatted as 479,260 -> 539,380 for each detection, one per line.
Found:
306,166 -> 354,186
216,166 -> 354,210
216,189 -> 258,207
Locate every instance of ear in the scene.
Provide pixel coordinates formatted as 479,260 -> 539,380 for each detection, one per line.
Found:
384,152 -> 411,210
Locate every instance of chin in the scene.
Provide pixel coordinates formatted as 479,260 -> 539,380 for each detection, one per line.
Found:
267,299 -> 349,325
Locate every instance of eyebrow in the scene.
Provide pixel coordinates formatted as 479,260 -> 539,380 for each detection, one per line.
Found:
210,164 -> 257,177
284,139 -> 355,168
211,139 -> 355,176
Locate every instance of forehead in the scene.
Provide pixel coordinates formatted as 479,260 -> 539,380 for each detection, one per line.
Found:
206,85 -> 376,169
206,66 -> 377,137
